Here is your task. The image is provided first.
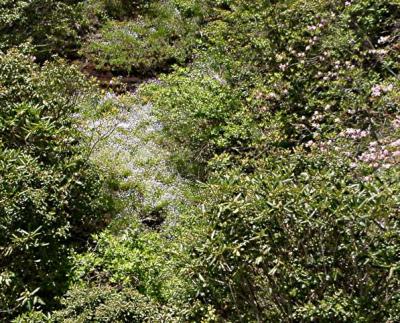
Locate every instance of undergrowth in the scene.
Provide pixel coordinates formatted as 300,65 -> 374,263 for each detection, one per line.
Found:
3,0 -> 400,322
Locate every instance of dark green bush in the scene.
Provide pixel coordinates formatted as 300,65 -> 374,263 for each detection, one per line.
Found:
0,49 -> 110,319
195,152 -> 400,321
0,1 -> 92,60
80,1 -> 203,74
99,0 -> 146,19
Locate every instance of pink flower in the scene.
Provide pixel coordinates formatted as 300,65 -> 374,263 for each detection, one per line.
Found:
371,85 -> 382,97
279,63 -> 288,71
393,151 -> 400,157
266,92 -> 278,100
341,128 -> 369,139
305,140 -> 314,147
389,139 -> 400,147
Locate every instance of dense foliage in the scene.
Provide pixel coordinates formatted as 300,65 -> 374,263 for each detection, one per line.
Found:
80,1 -> 207,74
0,0 -> 90,60
142,0 -> 400,320
2,0 -> 400,322
0,50 -> 111,319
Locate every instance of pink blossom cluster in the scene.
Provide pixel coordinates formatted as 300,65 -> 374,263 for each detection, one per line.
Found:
305,35 -> 320,51
358,140 -> 400,169
279,63 -> 289,71
389,139 -> 400,148
311,111 -> 324,122
307,19 -> 327,32
310,111 -> 324,129
266,92 -> 278,100
316,69 -> 339,81
371,85 -> 382,97
371,84 -> 394,97
303,135 -> 400,171
305,140 -> 331,152
359,144 -> 389,164
340,128 -> 369,139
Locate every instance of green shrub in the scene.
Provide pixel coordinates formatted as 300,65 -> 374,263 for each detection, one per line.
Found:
80,1 -> 201,74
141,68 -> 257,169
50,286 -> 163,322
0,49 -> 110,319
195,151 -> 400,321
49,213 -> 203,320
0,1 -> 91,60
99,0 -> 146,19
14,287 -> 164,323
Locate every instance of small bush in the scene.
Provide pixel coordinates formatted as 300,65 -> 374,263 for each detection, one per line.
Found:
141,68 -> 258,173
0,1 -> 91,60
80,1 -> 201,74
99,0 -> 146,19
51,286 -> 163,322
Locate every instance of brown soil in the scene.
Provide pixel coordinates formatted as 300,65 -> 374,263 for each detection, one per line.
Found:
76,60 -> 145,92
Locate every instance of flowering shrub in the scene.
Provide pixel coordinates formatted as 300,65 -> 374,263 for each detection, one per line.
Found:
139,0 -> 400,321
